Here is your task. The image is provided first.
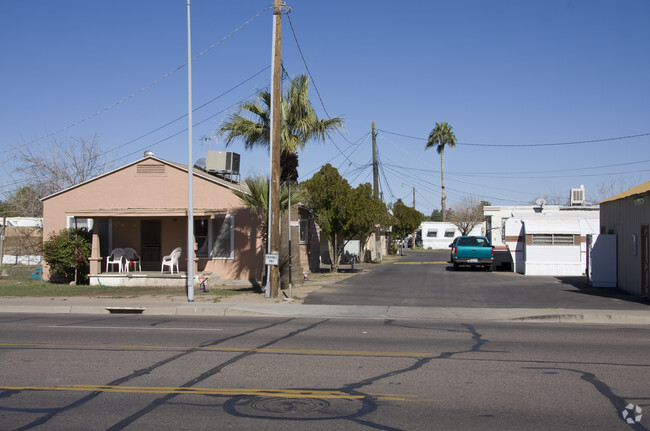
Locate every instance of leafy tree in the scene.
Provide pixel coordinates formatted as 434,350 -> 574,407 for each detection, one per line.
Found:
428,208 -> 454,222
42,228 -> 92,284
450,196 -> 490,235
302,164 -> 386,272
218,74 -> 344,182
425,122 -> 457,221
390,199 -> 423,254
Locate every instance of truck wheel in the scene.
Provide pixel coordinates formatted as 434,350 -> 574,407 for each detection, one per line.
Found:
486,263 -> 493,272
453,262 -> 459,271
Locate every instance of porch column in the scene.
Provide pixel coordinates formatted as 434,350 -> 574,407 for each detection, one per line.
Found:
89,230 -> 102,275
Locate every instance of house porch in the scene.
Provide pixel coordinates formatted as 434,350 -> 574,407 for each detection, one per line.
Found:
91,271 -> 193,288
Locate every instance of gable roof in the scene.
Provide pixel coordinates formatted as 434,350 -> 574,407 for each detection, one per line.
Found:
41,155 -> 249,201
599,181 -> 650,204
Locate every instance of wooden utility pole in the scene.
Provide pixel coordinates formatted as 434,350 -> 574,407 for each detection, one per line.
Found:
0,215 -> 6,268
372,122 -> 381,262
412,186 -> 416,209
268,0 -> 283,298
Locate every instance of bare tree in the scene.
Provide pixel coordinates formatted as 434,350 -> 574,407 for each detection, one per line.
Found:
11,135 -> 113,215
450,196 -> 490,236
592,176 -> 642,203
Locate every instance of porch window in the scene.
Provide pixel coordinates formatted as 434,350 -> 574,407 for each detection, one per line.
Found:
194,215 -> 234,259
66,216 -> 93,231
531,234 -> 574,245
427,230 -> 437,238
299,219 -> 309,244
444,229 -> 455,238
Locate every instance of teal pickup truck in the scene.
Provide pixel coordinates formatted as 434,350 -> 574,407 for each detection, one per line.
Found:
449,236 -> 494,271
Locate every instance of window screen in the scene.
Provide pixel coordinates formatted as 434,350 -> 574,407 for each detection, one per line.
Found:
531,234 -> 574,245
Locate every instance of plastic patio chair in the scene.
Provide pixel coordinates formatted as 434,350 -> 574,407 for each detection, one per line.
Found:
123,247 -> 141,272
161,247 -> 182,274
106,248 -> 125,272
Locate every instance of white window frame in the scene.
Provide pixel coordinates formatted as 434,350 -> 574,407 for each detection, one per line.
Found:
66,216 -> 93,230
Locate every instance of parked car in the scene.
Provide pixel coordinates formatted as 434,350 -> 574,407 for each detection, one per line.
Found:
448,237 -> 461,263
449,235 -> 494,271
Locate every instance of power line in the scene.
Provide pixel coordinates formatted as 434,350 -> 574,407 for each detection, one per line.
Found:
286,8 -> 358,165
377,128 -> 650,148
8,5 -> 273,152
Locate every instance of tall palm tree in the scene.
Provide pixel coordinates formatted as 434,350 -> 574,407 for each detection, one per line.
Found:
425,122 -> 457,221
218,74 -> 344,182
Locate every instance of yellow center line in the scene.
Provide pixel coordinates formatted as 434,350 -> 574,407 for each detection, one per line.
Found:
0,385 -> 440,402
0,343 -> 433,358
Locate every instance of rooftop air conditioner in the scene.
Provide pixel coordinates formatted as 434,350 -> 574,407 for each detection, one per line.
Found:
205,151 -> 240,175
570,185 -> 585,206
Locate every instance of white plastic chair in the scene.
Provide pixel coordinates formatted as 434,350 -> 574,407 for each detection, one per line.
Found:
123,248 -> 141,272
161,247 -> 182,274
106,248 -> 125,272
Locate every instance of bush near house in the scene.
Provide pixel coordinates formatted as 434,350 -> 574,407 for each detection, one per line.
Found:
42,228 -> 92,284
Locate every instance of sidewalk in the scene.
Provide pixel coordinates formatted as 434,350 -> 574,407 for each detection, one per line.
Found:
1,260 -> 649,324
2,296 -> 650,325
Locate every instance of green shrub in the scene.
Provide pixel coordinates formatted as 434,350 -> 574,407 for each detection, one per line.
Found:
42,228 -> 92,284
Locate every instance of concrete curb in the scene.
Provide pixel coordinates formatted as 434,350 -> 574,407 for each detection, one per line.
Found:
1,300 -> 649,324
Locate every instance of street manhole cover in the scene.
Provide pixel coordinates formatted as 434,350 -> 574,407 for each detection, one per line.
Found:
224,396 -> 373,420
252,397 -> 331,414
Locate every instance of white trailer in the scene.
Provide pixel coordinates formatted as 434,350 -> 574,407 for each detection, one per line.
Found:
504,216 -> 599,276
420,222 -> 482,250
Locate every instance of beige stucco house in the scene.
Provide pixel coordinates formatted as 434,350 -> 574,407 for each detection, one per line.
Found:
41,154 -> 264,286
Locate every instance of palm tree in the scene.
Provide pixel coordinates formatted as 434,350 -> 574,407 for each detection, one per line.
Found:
218,74 -> 344,182
425,122 -> 457,221
232,176 -> 304,250
232,176 -> 304,284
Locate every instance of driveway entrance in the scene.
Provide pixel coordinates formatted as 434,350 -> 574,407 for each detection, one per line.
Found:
304,250 -> 649,310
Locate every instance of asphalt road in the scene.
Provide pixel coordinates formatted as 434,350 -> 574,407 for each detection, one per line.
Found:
304,250 -> 650,310
0,314 -> 648,430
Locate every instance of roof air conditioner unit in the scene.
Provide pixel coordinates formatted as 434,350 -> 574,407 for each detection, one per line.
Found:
205,151 -> 240,175
570,185 -> 585,206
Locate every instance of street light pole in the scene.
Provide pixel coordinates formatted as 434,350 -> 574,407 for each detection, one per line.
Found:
186,0 -> 194,302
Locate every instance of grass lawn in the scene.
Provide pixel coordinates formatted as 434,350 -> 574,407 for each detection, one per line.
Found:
0,265 -> 254,299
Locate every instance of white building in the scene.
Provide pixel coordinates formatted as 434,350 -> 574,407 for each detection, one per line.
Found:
484,190 -> 600,275
504,216 -> 599,276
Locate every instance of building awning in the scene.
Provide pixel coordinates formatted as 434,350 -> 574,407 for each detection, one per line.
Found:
522,218 -> 581,234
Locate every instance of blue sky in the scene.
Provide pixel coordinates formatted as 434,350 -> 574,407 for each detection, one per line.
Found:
1,0 -> 648,214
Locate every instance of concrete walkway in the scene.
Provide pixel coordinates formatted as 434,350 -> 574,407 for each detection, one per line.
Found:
1,296 -> 650,325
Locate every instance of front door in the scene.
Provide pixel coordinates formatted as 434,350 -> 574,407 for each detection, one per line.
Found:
141,220 -> 161,271
642,225 -> 649,298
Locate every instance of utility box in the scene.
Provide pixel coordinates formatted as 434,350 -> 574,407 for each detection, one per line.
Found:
206,151 -> 240,175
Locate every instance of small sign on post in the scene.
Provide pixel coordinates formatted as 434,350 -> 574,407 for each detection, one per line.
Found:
265,253 -> 279,266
